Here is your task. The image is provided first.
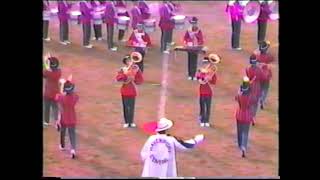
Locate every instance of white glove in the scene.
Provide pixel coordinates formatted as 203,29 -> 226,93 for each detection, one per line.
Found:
194,134 -> 205,144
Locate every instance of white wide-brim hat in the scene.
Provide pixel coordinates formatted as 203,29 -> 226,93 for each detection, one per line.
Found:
155,118 -> 173,132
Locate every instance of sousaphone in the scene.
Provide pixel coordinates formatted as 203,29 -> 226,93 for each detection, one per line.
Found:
243,1 -> 261,23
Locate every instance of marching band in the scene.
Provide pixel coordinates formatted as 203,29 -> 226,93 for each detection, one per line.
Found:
43,0 -> 278,175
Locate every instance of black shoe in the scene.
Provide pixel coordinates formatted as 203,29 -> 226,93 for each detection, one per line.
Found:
72,153 -> 75,159
242,150 -> 246,158
260,103 -> 264,110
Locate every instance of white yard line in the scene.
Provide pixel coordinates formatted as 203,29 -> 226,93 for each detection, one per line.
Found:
158,53 -> 170,120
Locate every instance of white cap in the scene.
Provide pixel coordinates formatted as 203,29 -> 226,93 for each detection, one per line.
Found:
155,118 -> 173,132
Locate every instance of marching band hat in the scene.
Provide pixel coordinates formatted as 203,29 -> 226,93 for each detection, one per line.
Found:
155,118 -> 173,132
122,54 -> 131,64
249,54 -> 257,65
259,40 -> 271,51
63,80 -> 75,93
241,76 -> 250,92
189,17 -> 198,25
48,56 -> 59,69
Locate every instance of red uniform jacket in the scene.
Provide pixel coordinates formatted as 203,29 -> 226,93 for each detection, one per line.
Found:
104,2 -> 117,25
130,6 -> 143,29
258,3 -> 272,23
116,68 -> 144,97
127,30 -> 152,47
245,66 -> 263,102
196,72 -> 217,97
58,1 -> 72,23
260,64 -> 272,84
225,3 -> 243,22
257,53 -> 274,64
80,1 -> 93,24
43,69 -> 62,100
159,3 -> 174,31
235,91 -> 254,124
183,28 -> 204,46
56,93 -> 79,127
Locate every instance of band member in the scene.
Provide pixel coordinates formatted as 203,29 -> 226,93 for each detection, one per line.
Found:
115,54 -> 144,128
127,23 -> 152,72
195,54 -> 219,127
131,0 -> 144,30
256,40 -> 274,109
183,17 -> 204,80
226,0 -> 243,50
115,0 -> 129,42
43,0 -> 51,42
91,0 -> 103,41
235,77 -> 254,158
80,0 -> 94,48
257,0 -> 272,44
159,0 -> 175,53
138,0 -> 151,20
57,0 -> 72,45
43,54 -> 62,126
245,54 -> 263,125
166,0 -> 180,45
256,40 -> 274,64
259,63 -> 272,110
104,0 -> 118,51
141,118 -> 205,177
56,80 -> 79,159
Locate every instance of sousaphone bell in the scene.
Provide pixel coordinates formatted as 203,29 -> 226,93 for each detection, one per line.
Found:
243,1 -> 261,23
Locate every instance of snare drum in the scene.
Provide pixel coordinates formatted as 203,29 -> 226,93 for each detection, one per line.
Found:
143,19 -> 156,33
92,12 -> 103,25
171,15 -> 186,30
43,10 -> 51,21
117,7 -> 127,14
70,11 -> 81,25
50,7 -> 58,17
117,16 -> 130,30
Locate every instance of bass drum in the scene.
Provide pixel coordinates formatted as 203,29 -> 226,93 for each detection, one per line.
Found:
243,1 -> 261,23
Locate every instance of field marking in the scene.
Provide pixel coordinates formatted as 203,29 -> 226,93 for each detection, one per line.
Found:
158,53 -> 170,120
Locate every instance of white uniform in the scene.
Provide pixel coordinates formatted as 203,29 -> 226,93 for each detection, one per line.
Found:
140,134 -> 197,177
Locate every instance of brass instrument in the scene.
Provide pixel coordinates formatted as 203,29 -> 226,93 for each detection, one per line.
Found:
197,53 -> 221,84
122,52 -> 142,84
